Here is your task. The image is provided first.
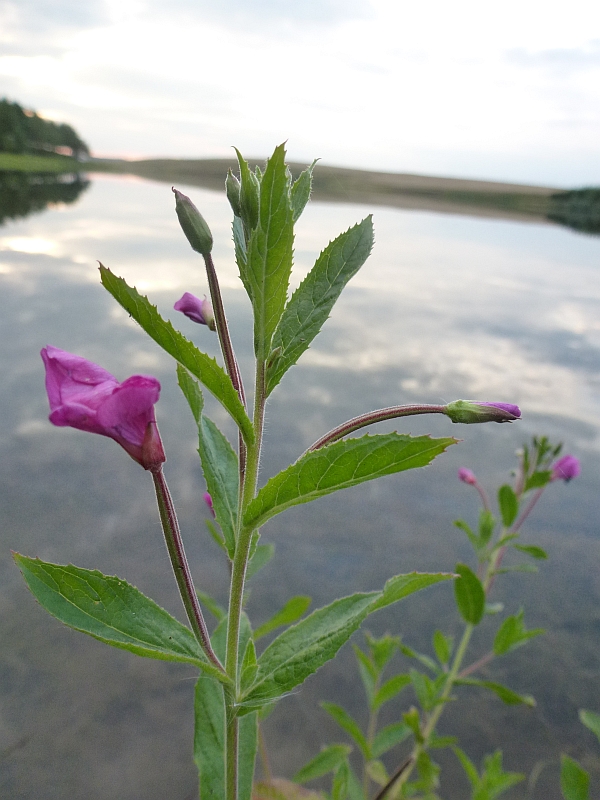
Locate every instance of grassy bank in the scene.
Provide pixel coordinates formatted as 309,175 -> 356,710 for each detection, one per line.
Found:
0,152 -> 83,172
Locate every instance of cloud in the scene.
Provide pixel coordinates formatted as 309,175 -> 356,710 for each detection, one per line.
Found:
506,40 -> 600,76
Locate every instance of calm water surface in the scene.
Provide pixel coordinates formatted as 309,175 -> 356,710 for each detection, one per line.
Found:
1,174 -> 599,799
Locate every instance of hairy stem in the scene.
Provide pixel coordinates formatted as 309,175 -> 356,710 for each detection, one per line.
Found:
307,405 -> 447,451
151,467 -> 224,672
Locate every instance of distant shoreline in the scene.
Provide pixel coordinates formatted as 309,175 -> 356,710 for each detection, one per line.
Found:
0,152 -> 594,229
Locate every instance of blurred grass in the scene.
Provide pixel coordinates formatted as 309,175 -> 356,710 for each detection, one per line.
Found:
0,153 -> 81,172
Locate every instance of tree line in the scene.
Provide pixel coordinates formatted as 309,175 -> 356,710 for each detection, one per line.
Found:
0,98 -> 90,159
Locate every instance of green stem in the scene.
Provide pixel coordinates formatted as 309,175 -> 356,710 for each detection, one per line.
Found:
224,357 -> 268,800
151,467 -> 224,673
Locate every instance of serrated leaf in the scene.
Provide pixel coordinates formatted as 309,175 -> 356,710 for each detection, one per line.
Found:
561,755 -> 590,800
493,609 -> 544,656
241,592 -> 378,707
99,266 -> 253,444
371,570 -> 454,612
235,148 -> 259,238
525,470 -> 553,491
294,745 -> 352,783
498,484 -> 519,527
177,366 -> 239,556
322,703 -> 369,759
244,434 -> 455,530
291,161 -> 317,222
372,675 -> 411,711
513,543 -> 547,560
456,678 -> 535,706
246,543 -> 275,580
254,596 -> 312,640
454,564 -> 485,625
246,143 -> 294,356
371,722 -> 411,757
14,555 -> 224,676
266,216 -> 374,395
579,709 -> 600,745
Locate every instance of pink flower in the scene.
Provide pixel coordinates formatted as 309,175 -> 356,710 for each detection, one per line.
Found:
551,454 -> 580,483
174,293 -> 216,330
41,346 -> 165,470
458,467 -> 477,485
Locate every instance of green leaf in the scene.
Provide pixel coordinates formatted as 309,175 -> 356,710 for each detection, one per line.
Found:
452,746 -> 479,787
433,630 -> 453,666
403,708 -> 422,742
241,638 -> 259,691
371,570 -> 454,612
232,215 -> 248,286
99,266 -> 253,445
493,609 -> 544,656
579,709 -> 600,745
321,703 -> 370,759
454,564 -> 485,625
513,543 -> 548,560
290,160 -> 317,222
525,470 -> 552,491
234,148 -> 259,239
246,543 -> 275,580
353,646 -> 377,703
561,755 -> 590,800
244,434 -> 456,530
241,592 -> 378,707
366,760 -> 389,787
454,519 -> 479,549
294,745 -> 352,783
371,722 -> 411,758
498,484 -> 519,527
177,366 -> 239,556
478,510 -> 496,545
196,589 -> 226,622
372,674 -> 411,711
332,759 -> 350,800
456,678 -> 535,706
14,555 -> 221,675
194,674 -> 225,800
409,669 -> 446,711
266,216 -> 374,395
246,143 -> 294,356
239,713 -> 258,800
254,596 -> 312,640
367,632 -> 400,670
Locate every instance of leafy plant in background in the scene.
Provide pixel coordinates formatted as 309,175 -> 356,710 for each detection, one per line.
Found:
293,438 -> 581,800
15,143 -> 556,800
560,710 -> 600,800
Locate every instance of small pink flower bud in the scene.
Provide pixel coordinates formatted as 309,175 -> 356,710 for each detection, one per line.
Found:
445,400 -> 521,424
174,292 -> 216,331
203,492 -> 215,518
551,455 -> 580,482
458,467 -> 477,485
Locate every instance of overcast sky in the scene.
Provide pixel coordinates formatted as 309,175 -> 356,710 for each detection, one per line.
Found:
1,0 -> 600,186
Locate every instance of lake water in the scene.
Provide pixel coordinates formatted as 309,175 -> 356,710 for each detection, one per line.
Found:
1,173 -> 599,800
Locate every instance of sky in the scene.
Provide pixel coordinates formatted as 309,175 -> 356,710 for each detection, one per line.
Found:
1,0 -> 600,186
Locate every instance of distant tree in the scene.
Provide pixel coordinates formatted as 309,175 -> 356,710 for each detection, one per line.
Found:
0,98 -> 90,159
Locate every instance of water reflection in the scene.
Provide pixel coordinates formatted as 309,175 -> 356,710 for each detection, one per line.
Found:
0,176 -> 599,799
0,171 -> 90,226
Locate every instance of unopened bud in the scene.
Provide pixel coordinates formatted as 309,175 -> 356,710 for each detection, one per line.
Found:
226,170 -> 242,218
445,400 -> 521,424
458,467 -> 477,485
551,454 -> 580,482
174,292 -> 216,331
173,188 -> 213,256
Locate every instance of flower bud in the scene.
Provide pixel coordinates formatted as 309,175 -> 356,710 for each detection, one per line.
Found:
226,170 -> 242,218
551,454 -> 580,482
172,188 -> 213,256
445,400 -> 521,424
174,292 -> 216,330
458,467 -> 477,485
